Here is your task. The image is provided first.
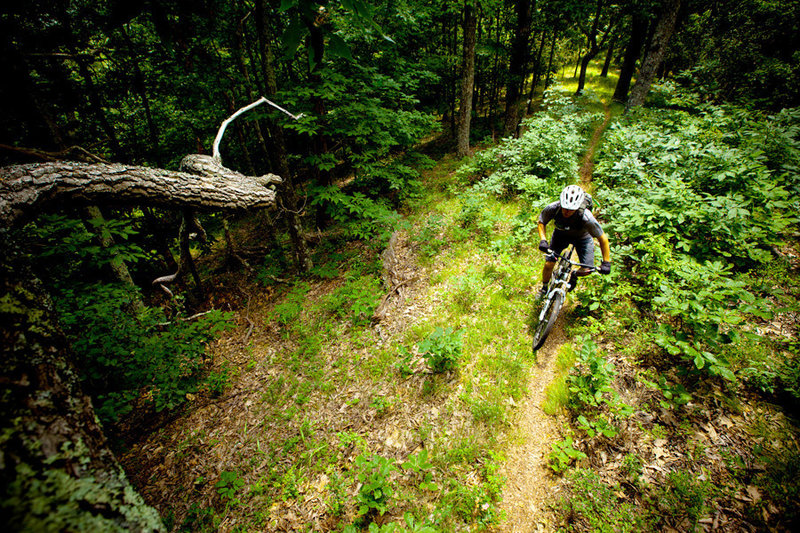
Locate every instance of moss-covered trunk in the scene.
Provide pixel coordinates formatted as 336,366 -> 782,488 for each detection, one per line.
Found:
0,231 -> 165,531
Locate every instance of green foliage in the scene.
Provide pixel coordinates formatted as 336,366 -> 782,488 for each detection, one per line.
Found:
0,438 -> 164,532
592,97 -> 792,382
354,454 -> 399,517
549,435 -> 587,473
596,103 -> 798,268
269,282 -> 312,325
566,337 -> 618,410
54,283 -> 234,423
402,450 -> 438,492
556,469 -> 648,532
650,470 -> 716,530
413,214 -> 448,259
215,471 -> 245,502
206,364 -> 234,398
417,327 -> 463,373
455,110 -> 593,198
321,274 -> 383,326
668,1 -> 800,109
311,185 -> 402,243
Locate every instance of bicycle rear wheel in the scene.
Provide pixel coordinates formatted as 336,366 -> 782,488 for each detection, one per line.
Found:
532,291 -> 564,352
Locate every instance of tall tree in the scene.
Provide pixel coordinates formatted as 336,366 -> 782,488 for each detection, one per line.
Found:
503,0 -> 534,136
627,0 -> 682,108
613,9 -> 649,102
457,2 -> 479,157
575,0 -> 620,94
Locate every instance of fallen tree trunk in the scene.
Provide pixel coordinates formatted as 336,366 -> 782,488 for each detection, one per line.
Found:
0,156 -> 281,531
0,156 -> 281,228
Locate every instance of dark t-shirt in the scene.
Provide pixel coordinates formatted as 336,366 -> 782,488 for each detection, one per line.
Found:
538,201 -> 604,239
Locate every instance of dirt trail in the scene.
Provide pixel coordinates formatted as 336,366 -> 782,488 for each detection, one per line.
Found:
496,324 -> 567,532
579,106 -> 612,186
497,103 -> 612,531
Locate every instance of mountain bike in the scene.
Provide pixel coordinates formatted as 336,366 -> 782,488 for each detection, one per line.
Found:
532,244 -> 596,352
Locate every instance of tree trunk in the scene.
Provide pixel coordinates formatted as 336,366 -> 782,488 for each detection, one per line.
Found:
456,3 -> 478,158
256,1 -> 313,273
0,232 -> 165,531
601,35 -> 616,76
627,0 -> 682,109
576,0 -> 604,94
503,0 -> 534,137
613,13 -> 648,102
545,30 -> 558,89
526,31 -> 548,115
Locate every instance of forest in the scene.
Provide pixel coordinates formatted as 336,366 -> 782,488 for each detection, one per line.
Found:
1,0 -> 799,531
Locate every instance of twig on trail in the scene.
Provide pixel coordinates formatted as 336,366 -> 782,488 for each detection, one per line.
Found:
154,309 -> 216,327
242,295 -> 255,344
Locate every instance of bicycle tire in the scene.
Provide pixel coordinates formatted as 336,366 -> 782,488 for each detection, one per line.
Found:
532,290 -> 565,352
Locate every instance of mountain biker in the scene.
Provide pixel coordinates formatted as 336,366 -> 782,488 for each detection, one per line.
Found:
537,185 -> 611,298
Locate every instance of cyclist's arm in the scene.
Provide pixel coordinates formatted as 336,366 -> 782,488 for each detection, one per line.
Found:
598,233 -> 611,262
537,222 -> 548,241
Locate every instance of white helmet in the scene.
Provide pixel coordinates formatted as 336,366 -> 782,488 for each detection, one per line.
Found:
560,185 -> 585,210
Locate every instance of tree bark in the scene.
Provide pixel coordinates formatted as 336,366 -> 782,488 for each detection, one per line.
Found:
526,30 -> 548,115
545,29 -> 558,89
613,13 -> 648,102
0,158 -> 280,228
576,0 -> 602,94
0,231 -> 165,531
627,0 -> 682,109
456,3 -> 478,158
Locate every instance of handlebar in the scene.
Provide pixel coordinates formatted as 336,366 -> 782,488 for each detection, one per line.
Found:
545,248 -> 596,270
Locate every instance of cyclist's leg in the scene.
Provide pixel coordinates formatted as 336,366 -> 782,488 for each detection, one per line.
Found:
574,235 -> 596,277
568,236 -> 595,291
542,231 -> 568,285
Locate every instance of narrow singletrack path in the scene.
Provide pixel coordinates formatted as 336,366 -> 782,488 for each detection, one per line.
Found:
496,323 -> 567,532
497,102 -> 612,532
579,105 -> 612,186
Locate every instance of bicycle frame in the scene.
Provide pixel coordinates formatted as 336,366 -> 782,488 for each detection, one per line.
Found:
532,245 -> 597,351
539,246 -> 595,320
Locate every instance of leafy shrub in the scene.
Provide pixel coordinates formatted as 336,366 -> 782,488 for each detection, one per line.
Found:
549,435 -> 587,473
595,104 -> 797,268
54,283 -> 234,423
417,327 -> 462,373
354,454 -> 399,517
651,470 -> 715,530
215,471 -> 245,502
269,282 -> 311,325
455,113 -> 590,196
556,469 -> 648,531
322,274 -> 383,326
311,185 -> 402,243
413,214 -> 447,258
402,450 -> 438,492
567,337 -> 618,410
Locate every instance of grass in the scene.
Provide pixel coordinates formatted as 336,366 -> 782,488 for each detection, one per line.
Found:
542,343 -> 579,415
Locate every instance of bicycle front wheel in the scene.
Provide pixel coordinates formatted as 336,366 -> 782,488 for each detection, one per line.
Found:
532,291 -> 564,352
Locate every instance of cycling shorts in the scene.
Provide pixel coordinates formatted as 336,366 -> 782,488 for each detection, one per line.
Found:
546,231 -> 595,266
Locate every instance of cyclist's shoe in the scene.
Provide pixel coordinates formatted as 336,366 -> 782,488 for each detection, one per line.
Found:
568,271 -> 579,292
537,285 -> 548,299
